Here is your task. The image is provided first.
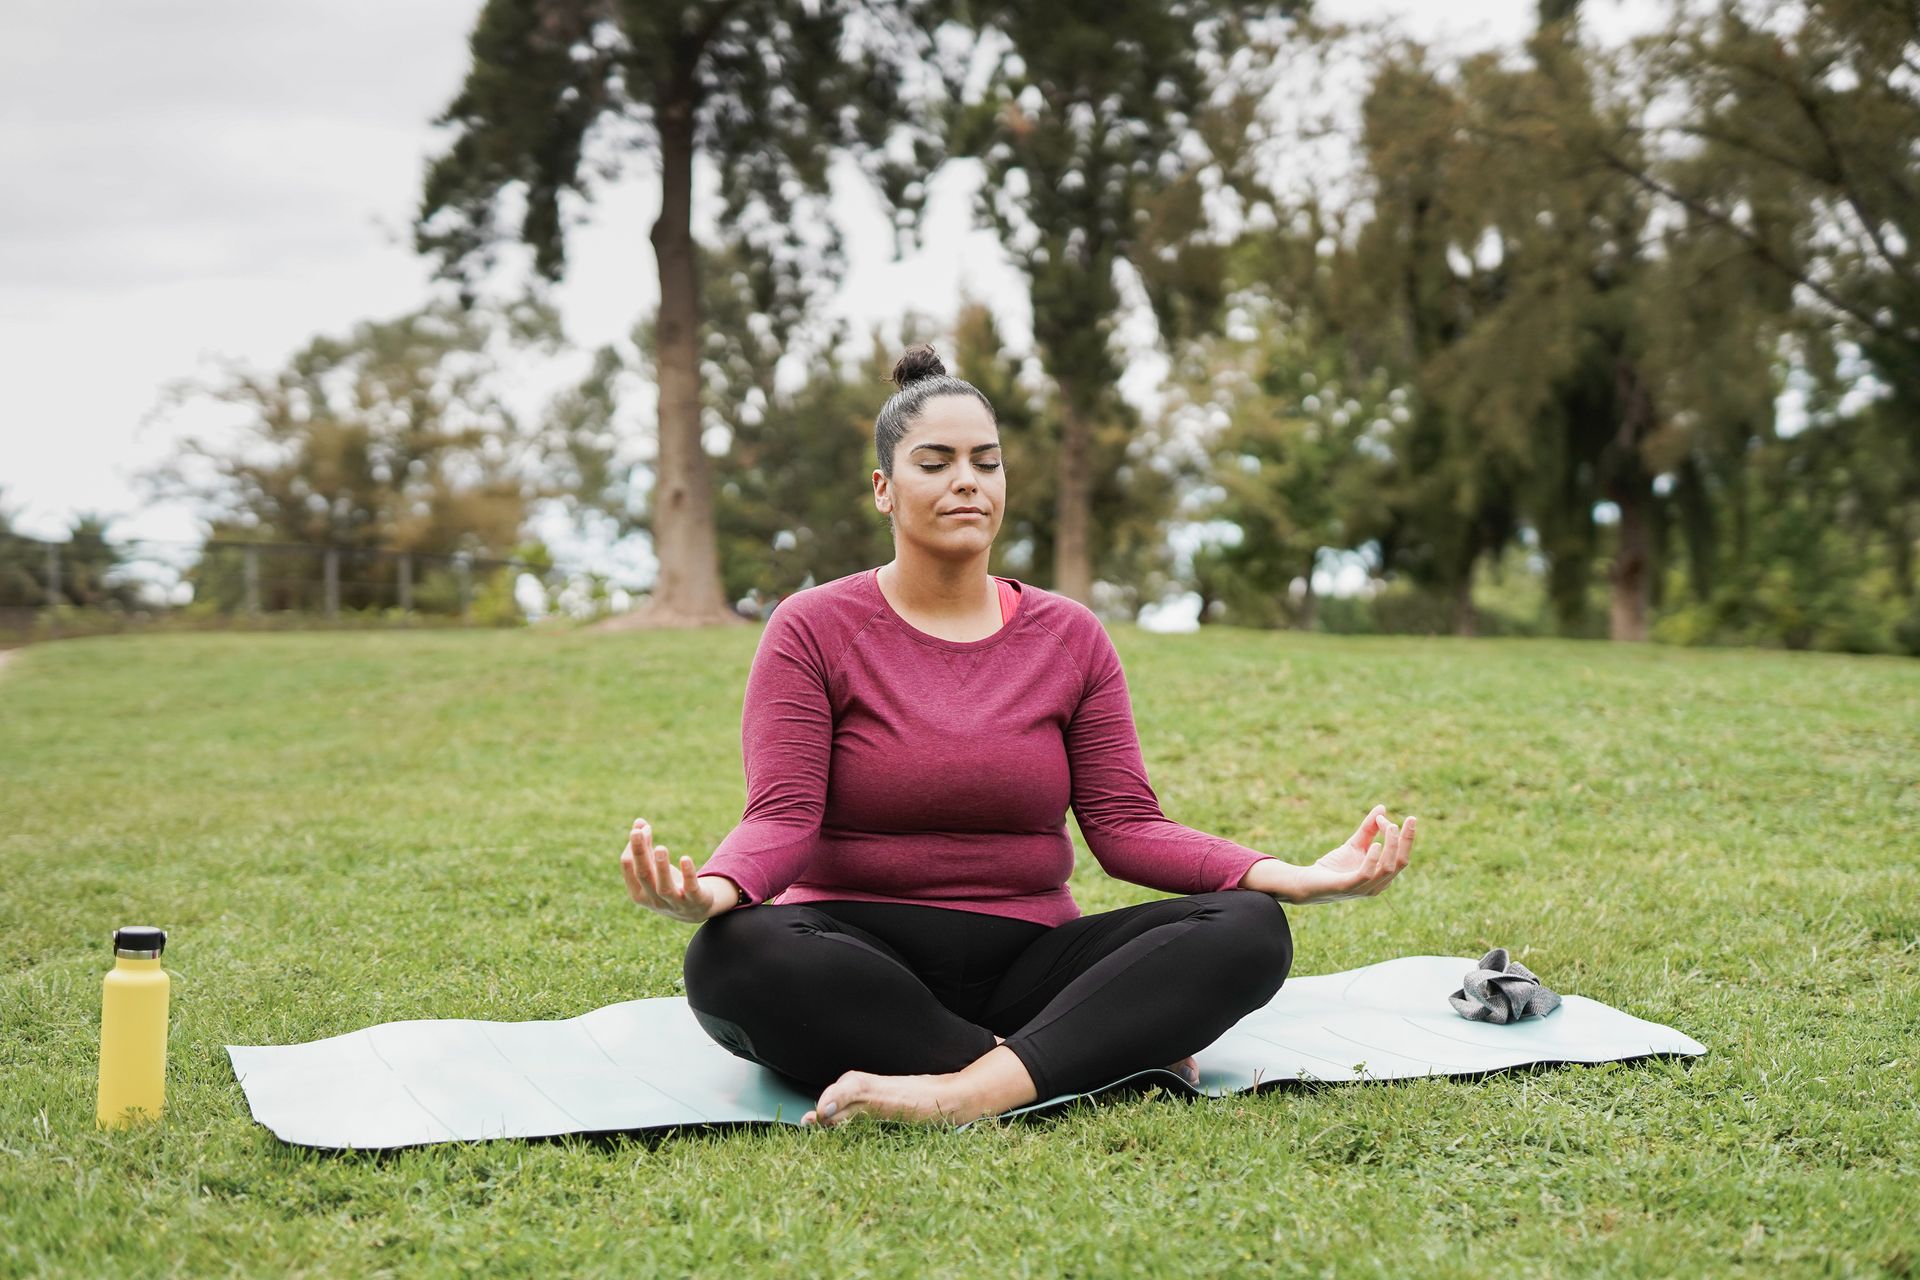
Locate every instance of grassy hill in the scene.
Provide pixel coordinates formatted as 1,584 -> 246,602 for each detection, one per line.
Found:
2,626 -> 1915,1275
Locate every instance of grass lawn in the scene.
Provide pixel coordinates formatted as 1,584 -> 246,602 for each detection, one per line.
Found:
2,624 -> 1916,1277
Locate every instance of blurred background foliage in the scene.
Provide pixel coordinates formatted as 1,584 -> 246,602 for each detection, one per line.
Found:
14,0 -> 1916,656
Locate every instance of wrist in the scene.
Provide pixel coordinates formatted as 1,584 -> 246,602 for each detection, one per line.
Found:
1238,857 -> 1305,904
698,874 -> 747,919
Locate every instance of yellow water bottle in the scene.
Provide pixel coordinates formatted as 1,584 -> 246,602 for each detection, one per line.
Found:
96,925 -> 169,1129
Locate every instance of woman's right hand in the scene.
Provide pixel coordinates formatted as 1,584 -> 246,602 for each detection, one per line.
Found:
1287,805 -> 1415,905
620,818 -> 719,924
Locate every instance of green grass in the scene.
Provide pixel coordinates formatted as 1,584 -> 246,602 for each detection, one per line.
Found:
2,626 -> 1916,1277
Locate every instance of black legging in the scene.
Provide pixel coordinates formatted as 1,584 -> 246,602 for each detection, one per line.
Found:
683,888 -> 1292,1102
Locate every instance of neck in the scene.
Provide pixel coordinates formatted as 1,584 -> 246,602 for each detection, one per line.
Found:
882,542 -> 994,617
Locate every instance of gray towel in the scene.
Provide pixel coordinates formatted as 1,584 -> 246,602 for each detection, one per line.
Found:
1448,948 -> 1562,1023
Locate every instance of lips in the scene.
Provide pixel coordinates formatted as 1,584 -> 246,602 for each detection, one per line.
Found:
943,508 -> 985,517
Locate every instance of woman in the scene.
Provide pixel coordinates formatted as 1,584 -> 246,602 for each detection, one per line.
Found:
620,344 -> 1415,1128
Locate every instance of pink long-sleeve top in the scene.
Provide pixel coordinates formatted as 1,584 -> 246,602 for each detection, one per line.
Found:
699,567 -> 1275,927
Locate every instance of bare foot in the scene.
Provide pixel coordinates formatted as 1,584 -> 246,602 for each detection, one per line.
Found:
798,1051 -> 1200,1127
802,1043 -> 1038,1128
800,1069 -> 983,1128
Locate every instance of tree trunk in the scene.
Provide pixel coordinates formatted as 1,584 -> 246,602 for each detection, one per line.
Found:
1890,504 -> 1916,600
1648,479 -> 1668,612
1609,480 -> 1652,640
1547,551 -> 1587,634
1730,450 -> 1751,575
1677,452 -> 1716,603
599,88 -> 740,632
1451,568 -> 1476,637
1297,548 -> 1318,630
1608,362 -> 1656,642
1053,380 -> 1094,606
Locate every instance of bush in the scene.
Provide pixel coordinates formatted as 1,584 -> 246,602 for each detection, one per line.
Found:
1652,563 -> 1907,656
1309,583 -> 1546,638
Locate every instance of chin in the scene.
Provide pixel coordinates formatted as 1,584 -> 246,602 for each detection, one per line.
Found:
921,532 -> 994,555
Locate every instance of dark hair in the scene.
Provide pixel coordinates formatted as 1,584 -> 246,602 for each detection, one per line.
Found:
873,343 -> 999,478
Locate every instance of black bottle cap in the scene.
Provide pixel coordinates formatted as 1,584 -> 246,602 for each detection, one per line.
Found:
113,926 -> 167,956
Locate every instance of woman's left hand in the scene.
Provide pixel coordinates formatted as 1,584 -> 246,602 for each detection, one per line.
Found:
1244,805 -> 1414,905
1297,805 -> 1413,903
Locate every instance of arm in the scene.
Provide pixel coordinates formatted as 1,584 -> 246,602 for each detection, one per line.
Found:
1237,856 -> 1313,903
694,601 -> 834,908
1064,624 -> 1276,895
1063,630 -> 1417,905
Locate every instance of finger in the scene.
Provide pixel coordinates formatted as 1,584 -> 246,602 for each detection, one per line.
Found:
637,844 -> 660,898
1348,805 -> 1385,850
630,819 -> 652,858
654,844 -> 679,899
1398,816 -> 1415,869
624,850 -> 665,910
1384,820 -> 1407,884
680,856 -> 705,903
640,839 -> 668,898
1370,821 -> 1397,886
1368,820 -> 1392,865
1345,834 -> 1387,892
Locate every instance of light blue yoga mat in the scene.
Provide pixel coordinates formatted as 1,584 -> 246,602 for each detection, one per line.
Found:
226,955 -> 1707,1150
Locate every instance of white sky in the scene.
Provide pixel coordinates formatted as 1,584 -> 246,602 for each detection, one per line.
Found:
0,0 -> 1668,598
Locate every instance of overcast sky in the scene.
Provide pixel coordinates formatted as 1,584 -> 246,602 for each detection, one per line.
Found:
0,0 -> 1666,582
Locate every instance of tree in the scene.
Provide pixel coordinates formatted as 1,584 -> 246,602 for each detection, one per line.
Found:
953,0 -> 1299,604
693,241 -> 899,606
1447,13 -> 1679,641
417,0 -> 946,627
0,489 -> 43,609
1251,10 -> 1729,640
53,515 -> 138,611
1654,400 -> 1919,654
0,499 -> 138,612
1613,0 -> 1920,602
146,299 -> 607,614
1173,298 -> 1387,629
1264,47 -> 1532,635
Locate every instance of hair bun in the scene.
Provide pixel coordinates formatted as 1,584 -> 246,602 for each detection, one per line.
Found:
890,343 -> 946,389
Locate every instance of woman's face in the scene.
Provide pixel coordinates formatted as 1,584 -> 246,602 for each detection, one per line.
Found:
873,395 -> 1005,559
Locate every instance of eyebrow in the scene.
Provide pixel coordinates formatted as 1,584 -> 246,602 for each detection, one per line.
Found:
910,442 -> 1002,455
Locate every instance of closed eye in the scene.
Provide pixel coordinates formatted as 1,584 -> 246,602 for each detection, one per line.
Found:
920,462 -> 1001,472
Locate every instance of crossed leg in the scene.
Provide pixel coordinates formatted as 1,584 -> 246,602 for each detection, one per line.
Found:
683,890 -> 1292,1127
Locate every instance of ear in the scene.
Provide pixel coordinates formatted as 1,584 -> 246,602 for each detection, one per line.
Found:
872,469 -> 890,511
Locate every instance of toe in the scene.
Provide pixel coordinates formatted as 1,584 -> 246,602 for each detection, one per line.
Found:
813,1072 -> 863,1127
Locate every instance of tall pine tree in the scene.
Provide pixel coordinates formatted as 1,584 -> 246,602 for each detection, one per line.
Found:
417,0 -> 944,626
